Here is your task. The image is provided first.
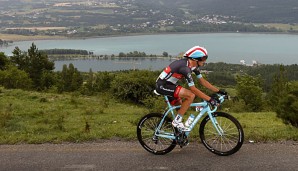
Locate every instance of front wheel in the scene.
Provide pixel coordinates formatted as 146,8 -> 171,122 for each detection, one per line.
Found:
137,113 -> 176,155
199,112 -> 244,156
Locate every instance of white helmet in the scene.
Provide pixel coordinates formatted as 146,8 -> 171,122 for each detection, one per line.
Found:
184,46 -> 208,61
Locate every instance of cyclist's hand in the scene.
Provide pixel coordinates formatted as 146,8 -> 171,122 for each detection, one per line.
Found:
208,95 -> 220,107
217,89 -> 228,96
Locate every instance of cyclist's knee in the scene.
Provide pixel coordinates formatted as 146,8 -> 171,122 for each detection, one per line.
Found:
185,92 -> 195,101
179,88 -> 195,101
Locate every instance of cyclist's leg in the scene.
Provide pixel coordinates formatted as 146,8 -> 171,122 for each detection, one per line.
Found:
175,87 -> 195,116
156,83 -> 194,130
171,86 -> 195,130
168,96 -> 182,106
156,83 -> 195,116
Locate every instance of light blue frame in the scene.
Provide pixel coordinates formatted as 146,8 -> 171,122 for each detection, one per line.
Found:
155,94 -> 225,140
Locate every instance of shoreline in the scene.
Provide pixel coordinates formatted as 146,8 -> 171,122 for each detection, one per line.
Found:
2,31 -> 298,42
0,33 -> 67,42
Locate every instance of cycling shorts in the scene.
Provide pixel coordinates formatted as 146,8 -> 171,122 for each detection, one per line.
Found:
155,81 -> 182,105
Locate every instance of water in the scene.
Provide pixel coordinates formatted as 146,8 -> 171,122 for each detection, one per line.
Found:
1,33 -> 298,71
54,57 -> 176,72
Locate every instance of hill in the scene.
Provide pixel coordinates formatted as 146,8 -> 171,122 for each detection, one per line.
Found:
137,0 -> 298,23
1,0 -> 298,37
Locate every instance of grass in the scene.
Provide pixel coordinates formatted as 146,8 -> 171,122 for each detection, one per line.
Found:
232,112 -> 298,142
0,87 -> 297,144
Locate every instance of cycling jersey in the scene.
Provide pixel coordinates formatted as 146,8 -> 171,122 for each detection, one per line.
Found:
157,58 -> 202,86
155,58 -> 203,102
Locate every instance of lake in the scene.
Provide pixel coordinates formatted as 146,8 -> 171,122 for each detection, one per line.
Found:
1,33 -> 298,71
54,57 -> 177,72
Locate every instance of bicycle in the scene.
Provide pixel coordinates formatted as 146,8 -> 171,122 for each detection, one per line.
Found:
137,91 -> 244,156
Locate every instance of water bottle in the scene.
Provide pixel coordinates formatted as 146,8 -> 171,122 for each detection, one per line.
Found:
185,114 -> 195,127
196,106 -> 203,112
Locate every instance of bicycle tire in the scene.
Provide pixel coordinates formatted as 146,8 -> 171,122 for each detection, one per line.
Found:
137,113 -> 176,155
199,112 -> 244,156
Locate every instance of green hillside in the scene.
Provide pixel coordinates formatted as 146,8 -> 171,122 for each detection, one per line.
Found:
0,87 -> 297,144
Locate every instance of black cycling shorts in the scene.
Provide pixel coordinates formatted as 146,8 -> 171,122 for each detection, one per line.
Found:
155,81 -> 182,105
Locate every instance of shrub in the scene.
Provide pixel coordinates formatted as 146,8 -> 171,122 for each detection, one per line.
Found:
110,70 -> 158,104
93,72 -> 115,92
236,74 -> 263,112
0,65 -> 32,89
142,95 -> 167,113
276,81 -> 298,127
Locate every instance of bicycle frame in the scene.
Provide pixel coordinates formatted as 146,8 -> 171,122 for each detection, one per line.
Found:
155,95 -> 225,140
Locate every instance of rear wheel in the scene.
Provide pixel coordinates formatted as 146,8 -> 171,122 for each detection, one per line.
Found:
137,113 -> 176,155
199,112 -> 244,156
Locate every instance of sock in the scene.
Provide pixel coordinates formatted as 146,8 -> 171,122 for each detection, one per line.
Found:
174,114 -> 183,123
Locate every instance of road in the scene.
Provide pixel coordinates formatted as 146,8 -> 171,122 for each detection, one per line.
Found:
0,140 -> 297,171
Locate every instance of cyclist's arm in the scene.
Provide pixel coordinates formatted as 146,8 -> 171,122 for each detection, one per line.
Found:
193,67 -> 219,93
180,67 -> 212,101
197,76 -> 219,93
189,85 -> 210,101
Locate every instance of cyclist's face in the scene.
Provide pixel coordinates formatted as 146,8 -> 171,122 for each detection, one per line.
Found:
189,59 -> 198,67
197,59 -> 207,66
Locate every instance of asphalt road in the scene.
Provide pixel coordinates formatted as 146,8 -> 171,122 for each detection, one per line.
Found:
0,140 -> 297,171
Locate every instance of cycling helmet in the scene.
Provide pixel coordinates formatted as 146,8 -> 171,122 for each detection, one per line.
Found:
184,46 -> 208,61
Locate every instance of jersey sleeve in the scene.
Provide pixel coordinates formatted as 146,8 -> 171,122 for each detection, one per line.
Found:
193,67 -> 203,79
179,67 -> 195,87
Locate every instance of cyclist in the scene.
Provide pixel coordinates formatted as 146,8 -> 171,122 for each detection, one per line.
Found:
155,45 -> 227,131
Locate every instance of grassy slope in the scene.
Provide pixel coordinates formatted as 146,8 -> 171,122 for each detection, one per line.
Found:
0,87 -> 297,144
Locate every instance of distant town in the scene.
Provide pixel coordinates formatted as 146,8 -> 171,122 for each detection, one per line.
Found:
0,0 -> 283,39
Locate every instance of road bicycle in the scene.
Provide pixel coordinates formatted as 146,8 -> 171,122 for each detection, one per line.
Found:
137,91 -> 244,156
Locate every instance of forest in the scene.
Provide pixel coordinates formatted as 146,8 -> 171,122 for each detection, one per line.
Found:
0,43 -> 297,127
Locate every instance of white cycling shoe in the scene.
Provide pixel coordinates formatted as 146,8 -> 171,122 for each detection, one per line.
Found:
172,120 -> 190,132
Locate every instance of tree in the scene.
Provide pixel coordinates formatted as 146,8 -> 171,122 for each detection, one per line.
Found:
276,81 -> 298,127
236,74 -> 263,112
10,46 -> 29,71
85,68 -> 94,92
94,71 -> 114,92
162,51 -> 168,57
0,52 -> 9,70
58,63 -> 83,92
268,65 -> 288,111
27,43 -> 55,89
40,70 -> 57,90
71,71 -> 83,91
119,52 -> 126,57
10,43 -> 55,90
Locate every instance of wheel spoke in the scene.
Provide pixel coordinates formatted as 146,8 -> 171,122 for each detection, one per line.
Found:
137,114 -> 176,155
200,113 -> 243,156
